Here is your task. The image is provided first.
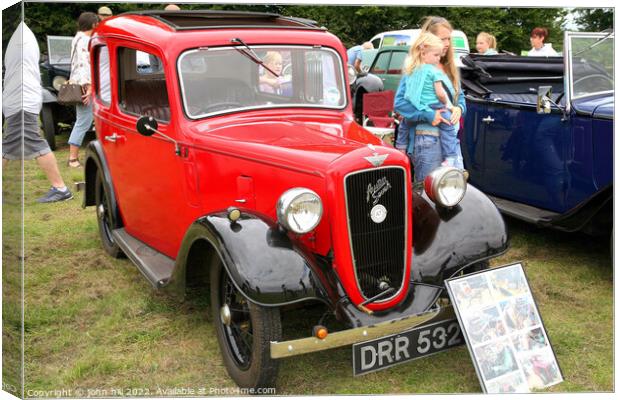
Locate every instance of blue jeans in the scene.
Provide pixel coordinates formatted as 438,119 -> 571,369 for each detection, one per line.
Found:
413,135 -> 442,182
428,103 -> 463,169
68,102 -> 93,147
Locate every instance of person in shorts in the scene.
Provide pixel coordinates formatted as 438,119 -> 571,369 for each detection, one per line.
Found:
2,22 -> 72,203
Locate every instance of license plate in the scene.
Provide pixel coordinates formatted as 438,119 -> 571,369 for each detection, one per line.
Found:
352,318 -> 464,376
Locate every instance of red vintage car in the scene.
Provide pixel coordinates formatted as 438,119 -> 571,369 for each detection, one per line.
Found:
83,10 -> 508,389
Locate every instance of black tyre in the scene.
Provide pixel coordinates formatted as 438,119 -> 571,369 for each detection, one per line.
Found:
462,260 -> 490,275
95,171 -> 123,258
354,89 -> 365,123
40,104 -> 56,150
210,259 -> 281,390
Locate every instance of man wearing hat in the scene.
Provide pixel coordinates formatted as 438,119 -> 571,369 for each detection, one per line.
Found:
97,6 -> 113,20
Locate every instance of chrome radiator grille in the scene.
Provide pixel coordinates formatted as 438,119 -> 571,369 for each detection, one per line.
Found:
345,167 -> 407,300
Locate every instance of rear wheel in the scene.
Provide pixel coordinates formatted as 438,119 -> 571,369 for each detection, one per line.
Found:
210,259 -> 281,390
40,104 -> 56,150
95,171 -> 123,258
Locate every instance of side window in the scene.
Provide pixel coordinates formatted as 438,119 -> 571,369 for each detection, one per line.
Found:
371,37 -> 381,49
388,51 -> 407,74
370,52 -> 390,74
94,45 -> 111,105
117,47 -> 170,122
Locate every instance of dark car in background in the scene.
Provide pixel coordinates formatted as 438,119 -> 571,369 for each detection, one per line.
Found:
39,35 -> 76,150
460,31 -> 613,241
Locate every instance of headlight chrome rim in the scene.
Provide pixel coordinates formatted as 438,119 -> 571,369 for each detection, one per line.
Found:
277,188 -> 323,234
347,64 -> 357,85
425,166 -> 467,207
52,75 -> 68,91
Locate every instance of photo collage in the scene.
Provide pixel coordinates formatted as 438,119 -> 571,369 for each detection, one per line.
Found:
447,263 -> 563,393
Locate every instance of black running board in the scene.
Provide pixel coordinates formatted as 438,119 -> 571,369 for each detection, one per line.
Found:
112,228 -> 174,289
487,195 -> 559,225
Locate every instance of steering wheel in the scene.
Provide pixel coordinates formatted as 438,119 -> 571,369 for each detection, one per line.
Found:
200,102 -> 244,114
572,74 -> 614,95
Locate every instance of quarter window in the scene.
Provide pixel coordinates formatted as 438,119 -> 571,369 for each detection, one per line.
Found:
370,52 -> 390,74
388,52 -> 407,75
94,45 -> 111,105
117,47 -> 170,122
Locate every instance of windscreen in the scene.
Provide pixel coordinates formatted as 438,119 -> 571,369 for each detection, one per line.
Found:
570,34 -> 614,98
178,45 -> 347,118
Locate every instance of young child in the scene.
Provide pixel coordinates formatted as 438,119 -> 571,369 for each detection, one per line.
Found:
259,51 -> 284,94
476,32 -> 498,55
403,32 -> 463,169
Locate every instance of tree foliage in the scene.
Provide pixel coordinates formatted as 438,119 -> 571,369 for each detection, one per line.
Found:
2,3 -> 611,56
573,8 -> 613,31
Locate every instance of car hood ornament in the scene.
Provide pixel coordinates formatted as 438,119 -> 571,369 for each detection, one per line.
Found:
364,144 -> 388,167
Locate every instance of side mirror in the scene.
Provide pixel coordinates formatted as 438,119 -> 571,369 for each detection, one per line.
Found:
536,86 -> 553,114
347,64 -> 357,85
136,115 -> 158,136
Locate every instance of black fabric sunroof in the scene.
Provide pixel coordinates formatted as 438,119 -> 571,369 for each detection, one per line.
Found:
123,10 -> 323,31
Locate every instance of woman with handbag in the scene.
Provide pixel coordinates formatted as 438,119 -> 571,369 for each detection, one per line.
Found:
67,12 -> 98,168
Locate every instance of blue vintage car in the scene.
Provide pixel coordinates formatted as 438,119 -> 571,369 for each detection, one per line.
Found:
460,31 -> 613,238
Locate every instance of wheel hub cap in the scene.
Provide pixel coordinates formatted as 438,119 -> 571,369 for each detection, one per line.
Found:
220,304 -> 232,326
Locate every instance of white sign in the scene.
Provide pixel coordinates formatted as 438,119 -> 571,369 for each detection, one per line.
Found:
446,262 -> 563,393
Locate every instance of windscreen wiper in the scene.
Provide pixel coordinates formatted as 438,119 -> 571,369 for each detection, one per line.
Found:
573,31 -> 614,57
230,37 -> 280,77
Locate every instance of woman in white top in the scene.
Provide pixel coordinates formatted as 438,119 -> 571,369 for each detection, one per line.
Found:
528,27 -> 559,57
67,12 -> 98,168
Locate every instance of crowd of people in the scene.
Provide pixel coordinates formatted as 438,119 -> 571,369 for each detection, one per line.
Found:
3,6 -> 561,203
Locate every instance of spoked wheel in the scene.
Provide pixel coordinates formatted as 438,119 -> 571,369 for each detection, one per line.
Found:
95,172 -> 123,258
211,259 -> 281,390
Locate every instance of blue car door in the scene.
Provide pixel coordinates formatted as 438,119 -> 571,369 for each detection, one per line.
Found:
474,100 -> 571,213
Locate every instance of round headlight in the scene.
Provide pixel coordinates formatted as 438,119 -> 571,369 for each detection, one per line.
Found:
52,75 -> 68,91
424,167 -> 467,207
277,188 -> 323,234
347,64 -> 357,85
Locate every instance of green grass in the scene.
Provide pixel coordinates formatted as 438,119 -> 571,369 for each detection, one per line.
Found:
2,129 -> 613,396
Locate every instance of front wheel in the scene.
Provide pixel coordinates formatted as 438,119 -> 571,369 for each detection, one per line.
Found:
95,171 -> 123,258
210,259 -> 281,390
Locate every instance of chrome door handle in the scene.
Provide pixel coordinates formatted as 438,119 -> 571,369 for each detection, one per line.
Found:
104,133 -> 125,143
482,116 -> 495,123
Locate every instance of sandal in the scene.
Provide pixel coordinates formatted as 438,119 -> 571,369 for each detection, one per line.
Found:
68,158 -> 82,168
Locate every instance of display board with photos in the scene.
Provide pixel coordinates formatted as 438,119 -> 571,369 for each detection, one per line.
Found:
446,262 -> 563,393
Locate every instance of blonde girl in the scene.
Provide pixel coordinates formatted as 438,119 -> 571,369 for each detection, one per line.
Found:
403,32 -> 462,169
476,32 -> 498,55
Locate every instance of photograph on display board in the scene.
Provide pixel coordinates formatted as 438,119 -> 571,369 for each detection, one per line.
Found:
519,350 -> 563,389
485,371 -> 530,393
450,273 -> 495,310
446,263 -> 563,393
500,295 -> 541,332
463,305 -> 507,345
512,327 -> 547,352
473,339 -> 520,381
487,264 -> 529,300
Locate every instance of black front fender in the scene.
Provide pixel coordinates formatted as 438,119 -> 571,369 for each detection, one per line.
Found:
411,184 -> 509,285
83,140 -> 122,228
170,211 -> 335,307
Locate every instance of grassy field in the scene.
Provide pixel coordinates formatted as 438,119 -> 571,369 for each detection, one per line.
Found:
2,130 -> 613,396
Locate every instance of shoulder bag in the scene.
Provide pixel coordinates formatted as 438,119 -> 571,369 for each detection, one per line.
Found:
57,38 -> 85,106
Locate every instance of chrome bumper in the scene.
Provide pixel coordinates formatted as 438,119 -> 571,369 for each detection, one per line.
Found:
270,304 -> 456,359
